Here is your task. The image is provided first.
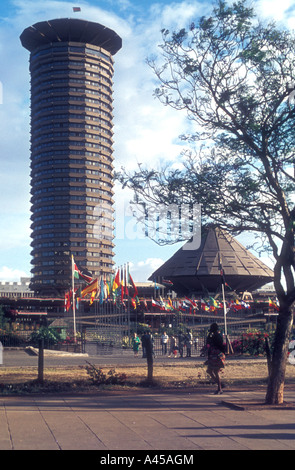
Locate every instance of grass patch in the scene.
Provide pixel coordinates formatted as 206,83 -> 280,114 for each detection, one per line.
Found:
0,360 -> 294,394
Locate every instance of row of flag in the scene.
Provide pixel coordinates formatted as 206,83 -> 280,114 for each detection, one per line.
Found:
149,296 -> 251,314
144,296 -> 279,314
65,256 -> 280,314
64,256 -> 139,312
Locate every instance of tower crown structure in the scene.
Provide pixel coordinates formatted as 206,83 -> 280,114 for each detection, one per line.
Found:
20,18 -> 122,295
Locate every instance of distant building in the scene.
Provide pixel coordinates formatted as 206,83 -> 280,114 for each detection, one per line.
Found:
20,18 -> 122,296
0,277 -> 34,298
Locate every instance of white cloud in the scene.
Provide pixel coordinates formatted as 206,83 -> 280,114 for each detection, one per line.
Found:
0,266 -> 30,282
128,257 -> 164,281
112,1 -> 203,173
256,0 -> 295,22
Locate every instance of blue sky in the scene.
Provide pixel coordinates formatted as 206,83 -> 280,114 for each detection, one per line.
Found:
0,0 -> 292,282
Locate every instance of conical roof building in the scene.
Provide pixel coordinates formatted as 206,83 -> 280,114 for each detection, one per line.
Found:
149,227 -> 274,295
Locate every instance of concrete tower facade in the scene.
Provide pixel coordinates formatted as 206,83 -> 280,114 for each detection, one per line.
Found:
20,18 -> 122,295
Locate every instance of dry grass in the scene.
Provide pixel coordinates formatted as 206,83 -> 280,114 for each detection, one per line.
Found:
0,359 -> 295,390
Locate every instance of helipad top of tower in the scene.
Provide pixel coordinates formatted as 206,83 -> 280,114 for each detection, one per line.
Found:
20,18 -> 122,55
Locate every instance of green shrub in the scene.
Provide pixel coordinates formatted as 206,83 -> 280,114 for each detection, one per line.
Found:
85,362 -> 127,386
29,326 -> 61,347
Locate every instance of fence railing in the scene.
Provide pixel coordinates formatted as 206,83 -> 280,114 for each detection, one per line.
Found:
0,329 -> 274,358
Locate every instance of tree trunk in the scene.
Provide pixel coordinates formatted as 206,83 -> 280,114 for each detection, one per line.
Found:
265,306 -> 293,404
147,354 -> 153,383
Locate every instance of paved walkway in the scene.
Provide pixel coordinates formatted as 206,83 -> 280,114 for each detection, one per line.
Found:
1,386 -> 295,451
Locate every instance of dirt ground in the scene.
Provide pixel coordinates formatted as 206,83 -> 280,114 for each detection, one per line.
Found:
0,358 -> 295,390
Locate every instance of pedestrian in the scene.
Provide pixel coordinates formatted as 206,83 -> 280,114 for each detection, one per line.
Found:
178,332 -> 184,358
141,330 -> 154,382
131,332 -> 140,357
161,331 -> 169,355
142,330 -> 155,358
168,335 -> 177,358
185,329 -> 193,357
205,323 -> 226,394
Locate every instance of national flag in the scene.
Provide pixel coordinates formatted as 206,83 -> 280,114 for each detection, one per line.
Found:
185,296 -> 197,307
200,299 -> 209,311
162,279 -> 173,286
76,287 -> 82,310
112,270 -> 120,292
72,255 -> 93,283
64,290 -> 71,312
128,272 -> 138,297
81,278 -> 98,298
73,7 -> 81,12
151,299 -> 163,309
209,296 -> 219,308
166,297 -> 174,311
178,301 -> 187,312
90,290 -> 96,305
269,298 -> 279,311
99,278 -> 105,304
236,299 -> 243,309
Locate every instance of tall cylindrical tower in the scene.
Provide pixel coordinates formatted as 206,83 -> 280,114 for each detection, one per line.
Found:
20,18 -> 122,295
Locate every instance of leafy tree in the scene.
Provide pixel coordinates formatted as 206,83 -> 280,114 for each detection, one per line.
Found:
0,306 -> 7,330
118,1 -> 295,404
30,326 -> 61,348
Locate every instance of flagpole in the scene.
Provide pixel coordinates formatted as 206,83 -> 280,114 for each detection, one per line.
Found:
219,253 -> 228,341
126,263 -> 131,337
221,281 -> 227,337
71,255 -> 77,342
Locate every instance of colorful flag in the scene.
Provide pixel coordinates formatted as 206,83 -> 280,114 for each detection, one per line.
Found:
185,296 -> 197,307
90,290 -> 96,305
73,7 -> 81,12
81,278 -> 98,298
76,287 -> 82,310
64,290 -> 71,312
269,298 -> 279,311
112,270 -> 120,292
72,255 -> 93,283
201,299 -> 209,311
99,278 -> 105,304
128,272 -> 138,297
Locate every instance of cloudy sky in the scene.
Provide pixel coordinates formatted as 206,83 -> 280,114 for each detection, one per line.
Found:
0,0 -> 293,282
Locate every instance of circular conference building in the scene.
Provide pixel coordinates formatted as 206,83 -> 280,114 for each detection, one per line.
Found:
20,18 -> 122,295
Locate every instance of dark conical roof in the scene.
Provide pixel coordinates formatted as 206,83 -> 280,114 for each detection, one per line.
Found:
149,227 -> 274,294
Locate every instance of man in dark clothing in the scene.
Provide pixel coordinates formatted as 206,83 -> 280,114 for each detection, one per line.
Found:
206,323 -> 226,394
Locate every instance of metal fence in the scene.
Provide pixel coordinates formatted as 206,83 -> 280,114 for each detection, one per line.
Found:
0,323 -> 275,358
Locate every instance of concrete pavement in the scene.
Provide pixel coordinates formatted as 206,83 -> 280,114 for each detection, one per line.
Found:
1,386 -> 295,451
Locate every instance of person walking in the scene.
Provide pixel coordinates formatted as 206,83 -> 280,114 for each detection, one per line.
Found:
206,323 -> 226,394
131,332 -> 140,357
185,329 -> 193,357
161,331 -> 169,355
178,332 -> 185,358
168,335 -> 177,358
